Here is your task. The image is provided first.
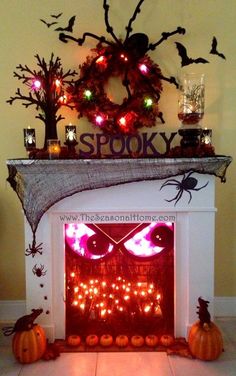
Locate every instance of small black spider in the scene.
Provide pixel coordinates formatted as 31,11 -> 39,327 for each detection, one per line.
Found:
160,171 -> 209,206
25,242 -> 43,257
32,264 -> 47,277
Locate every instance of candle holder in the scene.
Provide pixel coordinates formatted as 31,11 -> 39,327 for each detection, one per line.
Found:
178,73 -> 205,148
24,127 -> 36,150
64,125 -> 78,154
47,139 -> 61,159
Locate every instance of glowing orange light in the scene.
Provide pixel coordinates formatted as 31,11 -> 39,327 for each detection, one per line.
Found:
55,79 -> 61,87
94,288 -> 98,294
70,272 -> 75,278
124,295 -> 130,301
102,281 -> 106,287
80,303 -> 85,310
74,286 -> 79,293
59,95 -> 67,104
120,53 -> 128,62
144,305 -> 151,313
73,300 -> 78,306
90,279 -> 94,284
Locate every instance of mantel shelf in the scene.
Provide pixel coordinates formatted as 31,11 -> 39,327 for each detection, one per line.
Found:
6,156 -> 232,235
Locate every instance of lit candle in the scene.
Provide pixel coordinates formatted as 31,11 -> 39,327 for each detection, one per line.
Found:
47,139 -> 61,159
23,127 -> 36,149
201,128 -> 212,145
65,124 -> 77,144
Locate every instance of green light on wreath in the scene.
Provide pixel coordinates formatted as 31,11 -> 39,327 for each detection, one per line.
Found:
144,97 -> 153,108
84,89 -> 93,100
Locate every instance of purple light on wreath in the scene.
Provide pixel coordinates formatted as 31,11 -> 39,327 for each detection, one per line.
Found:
138,63 -> 148,74
95,114 -> 105,126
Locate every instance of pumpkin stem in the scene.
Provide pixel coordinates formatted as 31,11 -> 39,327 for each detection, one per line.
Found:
196,297 -> 211,325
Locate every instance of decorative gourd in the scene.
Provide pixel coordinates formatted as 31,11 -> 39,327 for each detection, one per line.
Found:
12,324 -> 46,364
115,335 -> 129,348
100,334 -> 113,347
131,335 -> 144,347
85,334 -> 99,347
67,335 -> 81,347
160,334 -> 174,347
188,297 -> 223,361
145,334 -> 158,347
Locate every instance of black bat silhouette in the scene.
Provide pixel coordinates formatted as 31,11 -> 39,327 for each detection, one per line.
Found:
55,15 -> 76,32
175,42 -> 209,67
40,19 -> 58,28
210,36 -> 226,60
51,12 -> 63,19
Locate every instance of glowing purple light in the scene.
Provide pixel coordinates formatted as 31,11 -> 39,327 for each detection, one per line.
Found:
33,79 -> 41,90
124,222 -> 172,257
139,64 -> 148,74
65,223 -> 114,259
95,115 -> 104,126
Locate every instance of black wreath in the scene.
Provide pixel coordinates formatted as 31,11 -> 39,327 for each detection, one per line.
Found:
70,42 -> 164,134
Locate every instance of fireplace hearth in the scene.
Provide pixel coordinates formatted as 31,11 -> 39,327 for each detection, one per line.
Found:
6,156 -> 232,346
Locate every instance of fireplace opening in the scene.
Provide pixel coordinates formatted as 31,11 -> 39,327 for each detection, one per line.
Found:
64,221 -> 174,344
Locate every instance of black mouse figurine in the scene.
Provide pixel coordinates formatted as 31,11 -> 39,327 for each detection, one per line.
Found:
2,308 -> 43,336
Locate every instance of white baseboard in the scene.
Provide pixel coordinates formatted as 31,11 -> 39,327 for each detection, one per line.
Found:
0,300 -> 26,321
214,297 -> 236,317
0,298 -> 235,322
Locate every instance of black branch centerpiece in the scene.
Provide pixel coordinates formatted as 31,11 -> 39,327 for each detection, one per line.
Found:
7,54 -> 77,148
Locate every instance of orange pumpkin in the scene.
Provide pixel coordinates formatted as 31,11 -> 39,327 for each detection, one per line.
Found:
188,297 -> 223,361
145,334 -> 158,347
188,321 -> 223,360
12,324 -> 46,364
100,334 -> 113,347
85,334 -> 99,347
160,334 -> 174,347
131,335 -> 144,347
115,335 -> 129,348
67,335 -> 81,347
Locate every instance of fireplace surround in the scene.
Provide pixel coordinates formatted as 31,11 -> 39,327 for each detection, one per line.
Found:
6,156 -> 232,343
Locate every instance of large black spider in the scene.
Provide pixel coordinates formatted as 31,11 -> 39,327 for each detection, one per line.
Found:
160,171 -> 209,206
32,264 -> 47,277
25,241 -> 43,257
59,0 -> 186,93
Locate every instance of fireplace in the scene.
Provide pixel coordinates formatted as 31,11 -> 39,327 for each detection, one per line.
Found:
6,156 -> 232,344
65,221 -> 174,339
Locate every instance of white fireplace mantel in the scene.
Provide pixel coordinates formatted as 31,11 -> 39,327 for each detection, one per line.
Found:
6,156 -> 232,342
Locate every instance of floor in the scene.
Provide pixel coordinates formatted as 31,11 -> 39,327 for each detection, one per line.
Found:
0,318 -> 236,376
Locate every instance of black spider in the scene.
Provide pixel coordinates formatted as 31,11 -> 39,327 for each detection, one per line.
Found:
160,171 -> 209,206
58,0 -> 185,91
25,241 -> 43,257
32,264 -> 47,277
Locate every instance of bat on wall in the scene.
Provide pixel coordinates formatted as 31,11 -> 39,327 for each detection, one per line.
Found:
50,12 -> 63,19
175,42 -> 209,67
210,36 -> 226,60
40,19 -> 58,28
55,16 -> 76,32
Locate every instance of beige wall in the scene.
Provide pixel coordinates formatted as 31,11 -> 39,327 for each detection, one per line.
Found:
0,0 -> 235,300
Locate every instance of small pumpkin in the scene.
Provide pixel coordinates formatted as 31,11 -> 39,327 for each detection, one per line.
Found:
145,334 -> 158,347
131,335 -> 144,347
188,297 -> 223,361
12,324 -> 46,364
160,334 -> 174,347
85,334 -> 99,347
115,335 -> 129,348
67,335 -> 81,347
100,334 -> 113,347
